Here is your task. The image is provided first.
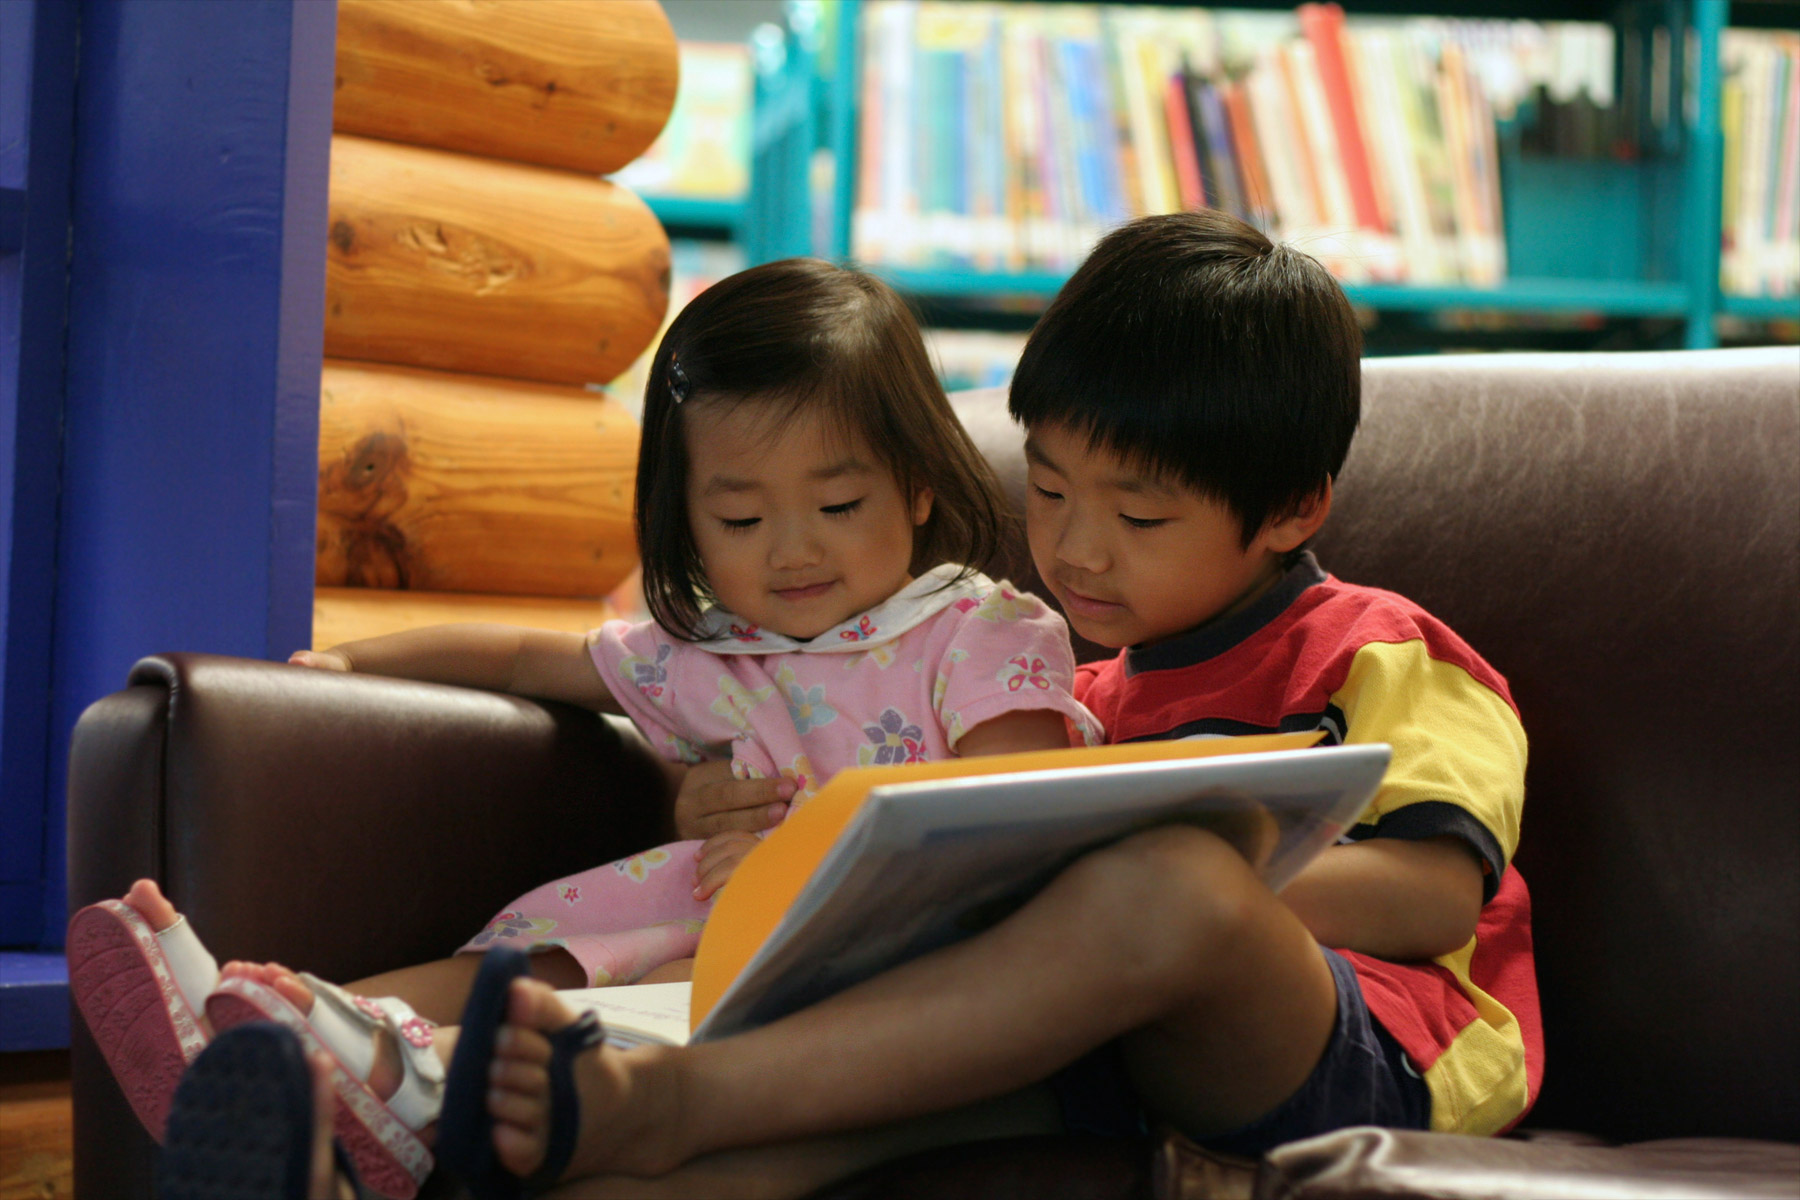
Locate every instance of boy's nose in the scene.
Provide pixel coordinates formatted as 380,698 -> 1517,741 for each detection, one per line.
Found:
1054,518 -> 1110,573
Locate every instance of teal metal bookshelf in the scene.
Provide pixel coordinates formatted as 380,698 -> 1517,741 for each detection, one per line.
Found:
745,0 -> 1796,350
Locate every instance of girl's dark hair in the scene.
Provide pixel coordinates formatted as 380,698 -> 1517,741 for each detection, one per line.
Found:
637,258 -> 1012,640
1009,210 -> 1362,546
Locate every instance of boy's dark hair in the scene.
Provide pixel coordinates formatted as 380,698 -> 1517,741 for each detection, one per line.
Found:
1009,210 -> 1361,546
638,258 -> 1012,640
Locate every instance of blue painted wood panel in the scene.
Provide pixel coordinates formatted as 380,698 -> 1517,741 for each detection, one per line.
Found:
1,0 -> 78,947
3,0 -> 335,950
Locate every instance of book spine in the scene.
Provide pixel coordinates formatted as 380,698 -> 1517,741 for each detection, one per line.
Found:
853,4 -> 888,264
1197,76 -> 1247,221
1298,3 -> 1383,234
1223,79 -> 1274,228
1166,68 -> 1206,210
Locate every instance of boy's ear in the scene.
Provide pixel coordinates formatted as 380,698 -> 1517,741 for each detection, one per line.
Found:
912,487 -> 935,527
1260,479 -> 1333,554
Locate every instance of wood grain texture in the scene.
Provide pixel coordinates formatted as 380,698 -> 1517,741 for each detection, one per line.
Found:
333,0 -> 678,175
313,586 -> 623,651
324,134 -> 670,386
316,360 -> 640,597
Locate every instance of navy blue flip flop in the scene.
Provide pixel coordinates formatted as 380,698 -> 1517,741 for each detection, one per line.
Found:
156,1020 -> 366,1200
438,948 -> 604,1200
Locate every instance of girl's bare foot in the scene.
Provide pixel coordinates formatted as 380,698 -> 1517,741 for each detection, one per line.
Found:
121,877 -> 220,1029
484,978 -> 685,1183
216,961 -> 444,1113
123,877 -> 180,931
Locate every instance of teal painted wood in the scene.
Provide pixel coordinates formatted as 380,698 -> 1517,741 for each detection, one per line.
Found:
646,195 -> 746,234
1721,293 -> 1800,319
1684,0 -> 1726,347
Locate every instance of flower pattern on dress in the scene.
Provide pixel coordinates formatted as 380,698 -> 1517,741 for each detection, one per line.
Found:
664,733 -> 705,765
784,681 -> 836,734
838,614 -> 878,642
998,654 -> 1052,691
728,623 -> 761,642
558,884 -> 582,906
469,912 -> 558,947
614,847 -> 673,883
399,1017 -> 436,1049
782,753 -> 819,803
710,676 -> 774,731
859,707 -> 927,765
622,643 -> 674,701
973,587 -> 1026,623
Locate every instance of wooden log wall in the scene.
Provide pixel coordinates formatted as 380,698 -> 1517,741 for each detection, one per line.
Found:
314,0 -> 677,648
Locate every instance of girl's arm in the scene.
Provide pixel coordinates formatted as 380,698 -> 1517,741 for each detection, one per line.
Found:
951,709 -> 1073,757
292,623 -> 622,714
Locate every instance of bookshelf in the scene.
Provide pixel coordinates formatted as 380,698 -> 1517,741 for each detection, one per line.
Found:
745,0 -> 1798,351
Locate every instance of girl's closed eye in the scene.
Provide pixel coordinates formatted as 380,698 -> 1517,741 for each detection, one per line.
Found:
720,516 -> 761,532
821,499 -> 864,517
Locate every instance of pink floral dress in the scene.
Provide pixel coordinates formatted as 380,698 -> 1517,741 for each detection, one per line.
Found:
460,565 -> 1103,985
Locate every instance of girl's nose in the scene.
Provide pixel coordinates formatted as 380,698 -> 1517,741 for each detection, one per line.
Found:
768,520 -> 824,570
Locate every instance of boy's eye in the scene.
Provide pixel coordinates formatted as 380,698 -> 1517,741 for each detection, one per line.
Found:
720,517 -> 761,532
821,499 -> 864,517
1030,484 -> 1063,502
1121,515 -> 1168,530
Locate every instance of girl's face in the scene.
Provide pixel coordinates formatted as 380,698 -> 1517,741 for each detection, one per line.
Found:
684,402 -> 933,639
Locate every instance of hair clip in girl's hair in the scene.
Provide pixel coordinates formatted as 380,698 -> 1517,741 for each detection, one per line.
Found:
668,353 -> 691,403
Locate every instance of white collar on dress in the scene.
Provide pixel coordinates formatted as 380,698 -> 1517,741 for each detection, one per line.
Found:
687,563 -> 992,655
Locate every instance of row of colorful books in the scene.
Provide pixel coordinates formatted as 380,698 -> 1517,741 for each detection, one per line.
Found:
850,2 -> 1656,287
1721,30 -> 1800,300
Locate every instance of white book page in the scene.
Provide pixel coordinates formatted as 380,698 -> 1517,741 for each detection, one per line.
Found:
561,981 -> 693,1047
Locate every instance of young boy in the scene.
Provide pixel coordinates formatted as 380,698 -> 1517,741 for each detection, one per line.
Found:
465,211 -> 1540,1196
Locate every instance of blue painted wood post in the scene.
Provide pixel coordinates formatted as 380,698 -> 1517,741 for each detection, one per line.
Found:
36,0 -> 336,949
1,0 -> 79,952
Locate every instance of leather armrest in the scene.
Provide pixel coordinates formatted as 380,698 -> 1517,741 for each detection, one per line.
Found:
1245,1127 -> 1800,1200
67,651 -> 673,1199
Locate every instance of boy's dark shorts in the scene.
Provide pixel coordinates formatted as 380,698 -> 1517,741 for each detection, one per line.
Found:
1050,947 -> 1431,1156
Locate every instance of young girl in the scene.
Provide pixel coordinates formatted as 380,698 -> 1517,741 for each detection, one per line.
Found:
69,258 -> 1100,1199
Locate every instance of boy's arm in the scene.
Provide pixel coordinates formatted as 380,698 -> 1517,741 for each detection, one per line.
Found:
1278,834 -> 1485,961
293,623 -> 622,714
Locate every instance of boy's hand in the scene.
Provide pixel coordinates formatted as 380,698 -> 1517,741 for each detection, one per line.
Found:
694,831 -> 760,901
289,649 -> 351,672
674,760 -> 791,840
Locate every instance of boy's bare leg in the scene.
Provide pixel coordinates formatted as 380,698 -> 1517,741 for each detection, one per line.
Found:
535,1090 -> 1061,1200
486,824 -> 1337,1185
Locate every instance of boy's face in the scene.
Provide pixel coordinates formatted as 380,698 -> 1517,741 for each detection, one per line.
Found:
1023,422 -> 1314,649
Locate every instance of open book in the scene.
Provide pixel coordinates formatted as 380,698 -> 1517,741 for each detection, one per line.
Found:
563,735 -> 1389,1047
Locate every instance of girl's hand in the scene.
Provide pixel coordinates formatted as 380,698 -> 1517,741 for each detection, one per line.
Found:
693,831 -> 761,901
289,649 -> 351,671
674,760 -> 791,840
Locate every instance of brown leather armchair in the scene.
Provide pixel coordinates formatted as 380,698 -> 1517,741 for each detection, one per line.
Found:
68,348 -> 1799,1198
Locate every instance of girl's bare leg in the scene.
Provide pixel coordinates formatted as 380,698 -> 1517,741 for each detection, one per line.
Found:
348,948 -> 588,1027
483,825 -> 1337,1188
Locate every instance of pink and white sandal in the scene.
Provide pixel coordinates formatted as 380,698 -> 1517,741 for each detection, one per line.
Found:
67,900 -> 219,1140
207,973 -> 442,1200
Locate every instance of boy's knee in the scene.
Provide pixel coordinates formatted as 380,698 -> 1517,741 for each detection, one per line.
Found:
1055,825 -> 1267,985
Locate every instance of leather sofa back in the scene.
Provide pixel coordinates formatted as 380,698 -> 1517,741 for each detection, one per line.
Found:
954,348 -> 1800,1142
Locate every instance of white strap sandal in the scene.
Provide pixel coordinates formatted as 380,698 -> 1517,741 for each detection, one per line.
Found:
207,974 -> 442,1200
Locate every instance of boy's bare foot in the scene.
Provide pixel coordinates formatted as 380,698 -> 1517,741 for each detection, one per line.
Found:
484,978 -> 685,1182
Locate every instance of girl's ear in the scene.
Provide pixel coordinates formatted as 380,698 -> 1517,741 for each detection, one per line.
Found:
1261,479 -> 1333,554
911,487 -> 935,527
